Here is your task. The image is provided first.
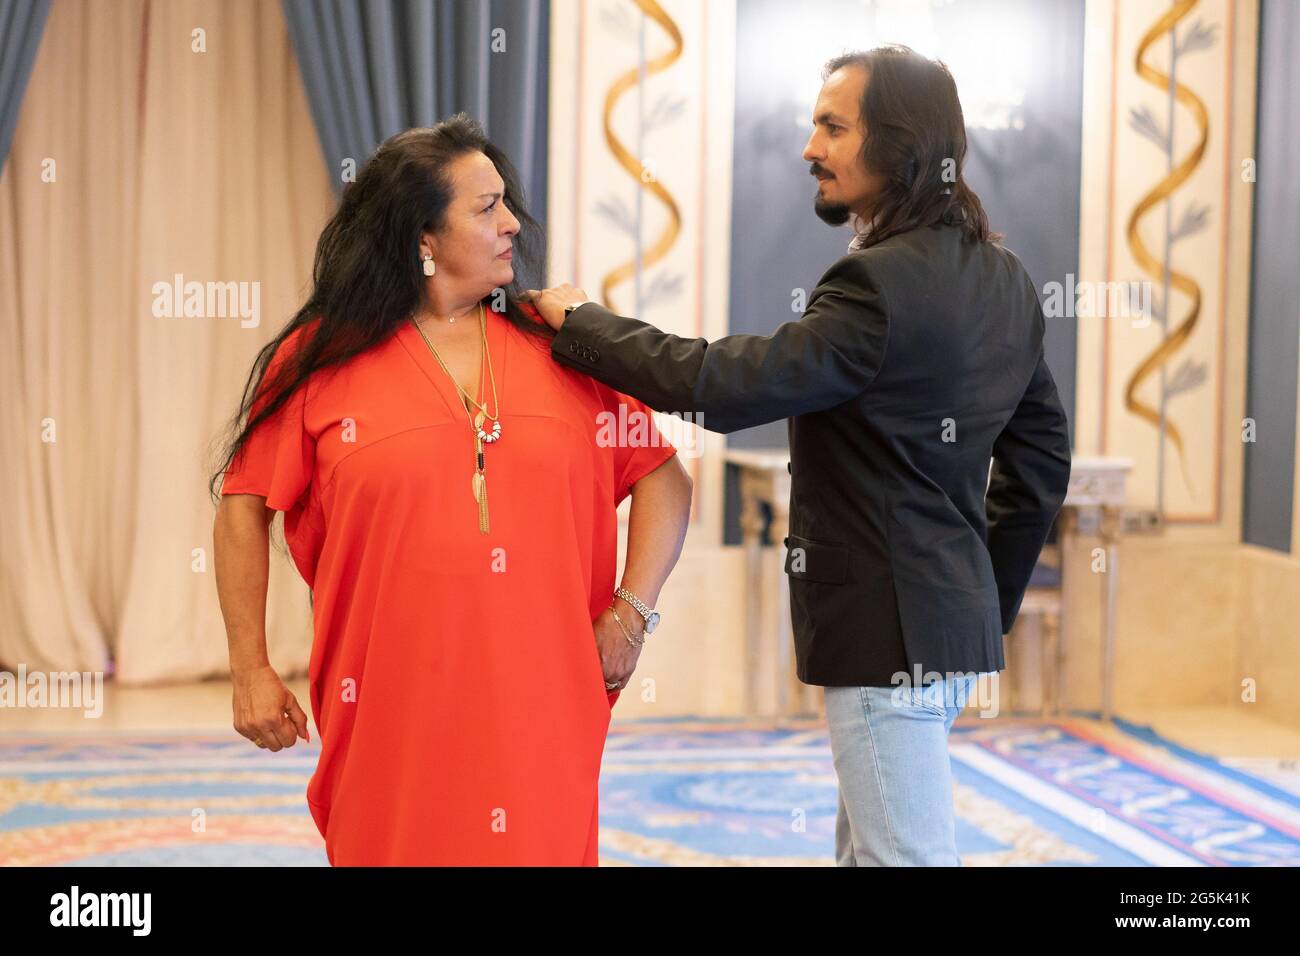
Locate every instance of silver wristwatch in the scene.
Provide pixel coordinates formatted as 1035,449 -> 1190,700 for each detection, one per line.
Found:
614,586 -> 660,634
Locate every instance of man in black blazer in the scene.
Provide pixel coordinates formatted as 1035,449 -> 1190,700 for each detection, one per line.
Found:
527,46 -> 1071,866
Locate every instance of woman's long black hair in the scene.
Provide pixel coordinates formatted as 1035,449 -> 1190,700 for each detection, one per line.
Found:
207,114 -> 550,505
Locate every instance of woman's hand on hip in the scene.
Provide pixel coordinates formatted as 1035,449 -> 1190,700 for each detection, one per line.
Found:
592,606 -> 643,691
232,664 -> 310,751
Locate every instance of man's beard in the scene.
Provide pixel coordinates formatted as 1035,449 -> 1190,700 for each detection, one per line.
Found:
813,195 -> 852,226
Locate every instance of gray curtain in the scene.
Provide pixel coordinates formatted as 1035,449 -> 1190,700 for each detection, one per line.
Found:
0,0 -> 52,175
1243,0 -> 1300,552
280,0 -> 549,231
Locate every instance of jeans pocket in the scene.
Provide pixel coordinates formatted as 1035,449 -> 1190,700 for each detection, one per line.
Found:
879,682 -> 949,717
905,686 -> 950,718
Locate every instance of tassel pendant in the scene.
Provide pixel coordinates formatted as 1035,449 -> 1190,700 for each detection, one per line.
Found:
471,433 -> 488,534
475,471 -> 489,534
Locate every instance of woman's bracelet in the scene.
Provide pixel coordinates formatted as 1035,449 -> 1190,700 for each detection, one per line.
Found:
609,605 -> 645,647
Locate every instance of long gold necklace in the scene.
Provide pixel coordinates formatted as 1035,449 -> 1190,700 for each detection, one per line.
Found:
411,302 -> 501,533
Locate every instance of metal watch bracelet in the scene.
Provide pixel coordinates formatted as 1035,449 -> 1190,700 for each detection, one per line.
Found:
614,586 -> 658,633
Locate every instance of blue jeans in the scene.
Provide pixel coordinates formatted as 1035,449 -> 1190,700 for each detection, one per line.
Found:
823,673 -> 980,866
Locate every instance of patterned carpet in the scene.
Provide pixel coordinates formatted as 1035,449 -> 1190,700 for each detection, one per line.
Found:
2,715 -> 1297,866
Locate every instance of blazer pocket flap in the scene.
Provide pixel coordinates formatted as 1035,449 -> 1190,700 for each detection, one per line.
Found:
782,534 -> 850,584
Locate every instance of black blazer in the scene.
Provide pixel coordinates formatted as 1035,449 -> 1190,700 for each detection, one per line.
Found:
550,221 -> 1072,686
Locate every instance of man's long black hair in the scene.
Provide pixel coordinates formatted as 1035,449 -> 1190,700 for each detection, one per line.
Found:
825,46 -> 1001,248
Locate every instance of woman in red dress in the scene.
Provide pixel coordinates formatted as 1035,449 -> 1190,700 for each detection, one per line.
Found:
210,116 -> 693,865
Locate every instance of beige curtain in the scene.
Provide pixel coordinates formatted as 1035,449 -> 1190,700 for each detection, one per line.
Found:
0,0 -> 336,682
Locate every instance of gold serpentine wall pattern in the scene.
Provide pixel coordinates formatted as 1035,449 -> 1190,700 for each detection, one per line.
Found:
1122,0 -> 1210,496
599,0 -> 684,311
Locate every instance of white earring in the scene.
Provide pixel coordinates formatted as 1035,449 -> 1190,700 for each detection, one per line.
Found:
422,253 -> 436,277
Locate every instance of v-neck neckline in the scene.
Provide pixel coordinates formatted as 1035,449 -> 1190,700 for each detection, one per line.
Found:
397,306 -> 510,425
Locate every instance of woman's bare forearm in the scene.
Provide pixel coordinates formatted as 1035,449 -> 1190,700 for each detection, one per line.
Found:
616,456 -> 692,624
213,495 -> 275,675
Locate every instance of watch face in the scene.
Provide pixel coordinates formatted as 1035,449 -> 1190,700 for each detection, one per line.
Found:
646,612 -> 660,634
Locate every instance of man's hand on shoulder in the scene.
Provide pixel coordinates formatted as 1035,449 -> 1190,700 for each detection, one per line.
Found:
522,283 -> 592,332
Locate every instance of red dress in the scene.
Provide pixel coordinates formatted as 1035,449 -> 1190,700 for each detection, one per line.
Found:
220,303 -> 677,865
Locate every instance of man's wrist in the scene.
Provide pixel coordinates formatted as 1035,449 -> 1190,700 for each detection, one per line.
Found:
551,304 -> 604,367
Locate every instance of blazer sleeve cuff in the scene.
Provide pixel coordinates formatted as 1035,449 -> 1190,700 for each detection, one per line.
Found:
550,302 -> 608,371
